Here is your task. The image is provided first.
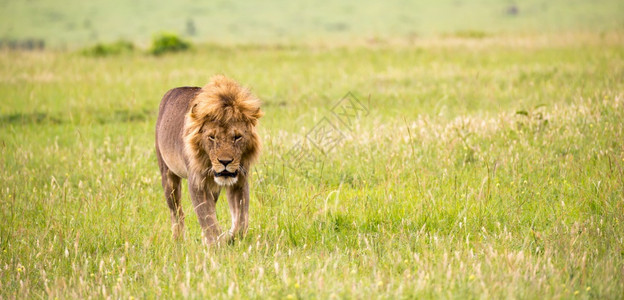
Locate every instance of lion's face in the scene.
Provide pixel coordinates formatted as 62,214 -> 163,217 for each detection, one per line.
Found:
200,121 -> 251,186
183,75 -> 262,189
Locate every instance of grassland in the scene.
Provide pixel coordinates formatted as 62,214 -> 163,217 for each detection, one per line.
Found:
1,32 -> 624,298
1,0 -> 624,47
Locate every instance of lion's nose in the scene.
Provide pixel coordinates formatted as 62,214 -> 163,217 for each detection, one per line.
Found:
218,159 -> 233,167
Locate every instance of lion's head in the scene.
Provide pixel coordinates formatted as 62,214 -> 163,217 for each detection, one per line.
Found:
183,75 -> 263,186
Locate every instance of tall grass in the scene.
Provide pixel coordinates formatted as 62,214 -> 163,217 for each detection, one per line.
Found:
1,33 -> 623,298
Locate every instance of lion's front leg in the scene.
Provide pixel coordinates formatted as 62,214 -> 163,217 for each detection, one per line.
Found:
226,180 -> 250,242
188,180 -> 222,245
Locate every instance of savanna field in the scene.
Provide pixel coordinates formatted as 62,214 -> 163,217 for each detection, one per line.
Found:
2,1 -> 624,298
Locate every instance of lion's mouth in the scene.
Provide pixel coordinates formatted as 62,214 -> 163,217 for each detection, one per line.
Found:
214,170 -> 238,178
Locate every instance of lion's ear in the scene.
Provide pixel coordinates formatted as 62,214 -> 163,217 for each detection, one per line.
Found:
247,109 -> 263,126
255,108 -> 263,119
191,103 -> 198,114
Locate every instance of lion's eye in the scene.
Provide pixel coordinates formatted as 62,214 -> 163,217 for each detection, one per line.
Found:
234,135 -> 242,141
208,135 -> 216,141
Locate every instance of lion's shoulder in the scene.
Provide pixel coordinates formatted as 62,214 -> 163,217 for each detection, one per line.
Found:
162,86 -> 202,106
157,86 -> 202,120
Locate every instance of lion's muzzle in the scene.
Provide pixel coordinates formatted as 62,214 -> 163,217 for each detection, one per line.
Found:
212,165 -> 240,186
214,170 -> 238,178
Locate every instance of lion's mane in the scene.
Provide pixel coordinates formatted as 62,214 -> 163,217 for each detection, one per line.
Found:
183,75 -> 263,187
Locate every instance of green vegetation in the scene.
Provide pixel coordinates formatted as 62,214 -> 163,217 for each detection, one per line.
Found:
81,40 -> 134,56
1,0 -> 623,298
80,33 -> 192,57
1,32 -> 623,298
1,0 -> 623,48
149,32 -> 191,55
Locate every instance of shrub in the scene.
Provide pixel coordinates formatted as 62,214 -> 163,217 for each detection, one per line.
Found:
149,32 -> 191,55
81,40 -> 134,56
451,30 -> 488,39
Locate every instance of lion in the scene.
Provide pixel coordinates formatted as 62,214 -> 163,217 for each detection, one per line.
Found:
155,75 -> 263,244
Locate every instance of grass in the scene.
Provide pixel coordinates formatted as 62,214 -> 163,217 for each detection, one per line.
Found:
1,0 -> 623,47
1,32 -> 624,298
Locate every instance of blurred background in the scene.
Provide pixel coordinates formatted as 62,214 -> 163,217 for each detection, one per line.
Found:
1,0 -> 623,48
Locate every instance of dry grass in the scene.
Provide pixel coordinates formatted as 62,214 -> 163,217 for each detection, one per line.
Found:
1,33 -> 623,298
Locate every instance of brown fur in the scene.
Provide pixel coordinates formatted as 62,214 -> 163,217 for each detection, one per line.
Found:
155,75 -> 262,244
184,75 -> 263,187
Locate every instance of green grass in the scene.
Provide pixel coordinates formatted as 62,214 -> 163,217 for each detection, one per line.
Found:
1,32 -> 624,298
1,0 -> 623,47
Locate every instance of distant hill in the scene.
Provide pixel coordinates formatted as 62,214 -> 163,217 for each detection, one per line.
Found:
1,0 -> 623,48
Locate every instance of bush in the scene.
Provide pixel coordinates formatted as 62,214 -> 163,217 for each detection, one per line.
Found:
149,32 -> 191,55
450,30 -> 488,39
81,40 -> 134,56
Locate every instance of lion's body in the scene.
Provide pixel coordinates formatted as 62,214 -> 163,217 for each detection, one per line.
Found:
155,76 -> 262,244
156,87 -> 200,179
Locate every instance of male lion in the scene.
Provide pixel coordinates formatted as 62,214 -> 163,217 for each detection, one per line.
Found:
155,75 -> 262,244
